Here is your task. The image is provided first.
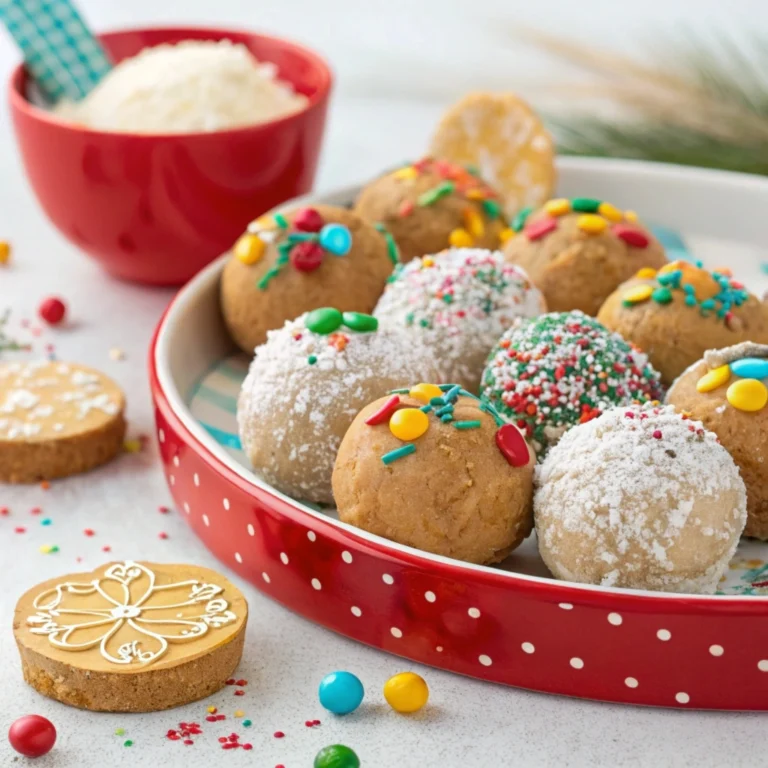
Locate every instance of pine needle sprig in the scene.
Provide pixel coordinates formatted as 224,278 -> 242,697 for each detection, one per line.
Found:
525,29 -> 768,175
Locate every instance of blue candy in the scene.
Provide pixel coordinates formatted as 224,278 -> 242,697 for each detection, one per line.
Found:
320,224 -> 352,256
318,671 -> 364,715
731,358 -> 768,380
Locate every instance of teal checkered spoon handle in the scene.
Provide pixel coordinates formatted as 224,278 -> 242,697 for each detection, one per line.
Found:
0,0 -> 111,104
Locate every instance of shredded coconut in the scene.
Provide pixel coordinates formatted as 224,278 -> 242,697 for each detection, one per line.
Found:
534,404 -> 747,594
374,248 -> 544,389
55,40 -> 308,134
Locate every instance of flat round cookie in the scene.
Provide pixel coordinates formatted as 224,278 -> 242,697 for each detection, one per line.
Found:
14,560 -> 248,712
429,92 -> 556,218
0,361 -> 126,482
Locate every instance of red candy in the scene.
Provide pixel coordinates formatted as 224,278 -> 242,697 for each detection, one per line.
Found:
293,207 -> 324,232
291,241 -> 324,272
8,715 -> 57,758
365,394 -> 401,426
612,224 -> 649,248
524,216 -> 557,241
495,424 -> 531,468
38,297 -> 66,325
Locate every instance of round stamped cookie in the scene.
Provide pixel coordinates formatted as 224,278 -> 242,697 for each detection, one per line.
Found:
429,92 -> 556,218
0,360 -> 126,482
14,560 -> 248,712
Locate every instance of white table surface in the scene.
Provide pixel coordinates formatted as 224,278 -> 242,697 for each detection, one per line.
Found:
1,1 -> 767,766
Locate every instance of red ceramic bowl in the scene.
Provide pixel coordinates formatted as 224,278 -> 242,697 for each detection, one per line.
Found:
8,26 -> 332,286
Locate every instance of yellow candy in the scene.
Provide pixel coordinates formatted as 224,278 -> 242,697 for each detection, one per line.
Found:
383,672 -> 429,714
696,365 -> 731,393
598,202 -> 623,222
727,379 -> 768,412
499,227 -> 515,244
544,198 -> 571,217
0,241 -> 10,265
123,439 -> 142,454
422,257 -> 435,267
449,228 -> 473,248
622,285 -> 653,305
635,268 -> 658,280
409,383 -> 443,403
393,166 -> 418,180
577,214 -> 608,234
389,408 -> 429,441
465,188 -> 485,200
659,260 -> 686,275
234,234 -> 265,265
625,210 -> 639,222
463,208 -> 485,239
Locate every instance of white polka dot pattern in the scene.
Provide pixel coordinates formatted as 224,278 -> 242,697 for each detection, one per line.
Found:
153,406 -> 768,711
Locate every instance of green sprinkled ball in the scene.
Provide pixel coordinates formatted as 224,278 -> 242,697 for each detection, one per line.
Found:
481,311 -> 663,456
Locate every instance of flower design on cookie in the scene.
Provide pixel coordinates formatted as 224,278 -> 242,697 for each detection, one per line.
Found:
26,561 -> 237,666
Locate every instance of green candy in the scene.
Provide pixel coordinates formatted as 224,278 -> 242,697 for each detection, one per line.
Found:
571,197 -> 602,213
482,198 -> 502,220
273,212 -> 289,229
342,312 -> 378,333
306,307 -> 343,335
511,206 -> 533,232
314,744 -> 360,768
652,287 -> 673,304
417,181 -> 455,206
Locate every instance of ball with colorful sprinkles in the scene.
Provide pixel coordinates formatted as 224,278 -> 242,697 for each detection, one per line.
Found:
667,342 -> 768,540
504,197 -> 667,316
354,158 -> 510,263
481,310 -> 664,456
374,248 -> 546,392
597,260 -> 768,385
534,403 -> 747,594
221,204 -> 395,353
333,384 -> 535,564
237,310 -> 439,504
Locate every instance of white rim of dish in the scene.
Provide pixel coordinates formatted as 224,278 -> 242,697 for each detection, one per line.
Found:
154,156 -> 768,604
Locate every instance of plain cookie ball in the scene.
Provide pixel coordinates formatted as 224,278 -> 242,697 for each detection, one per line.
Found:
354,158 -> 509,263
481,311 -> 663,456
504,198 -> 667,316
238,309 -> 439,504
374,248 -> 546,393
221,205 -> 395,353
597,261 -> 768,386
535,404 -> 747,594
333,385 -> 535,565
667,342 -> 768,540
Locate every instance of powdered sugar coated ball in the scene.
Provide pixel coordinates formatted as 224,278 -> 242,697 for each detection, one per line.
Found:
238,312 -> 439,504
482,310 -> 664,456
534,404 -> 747,594
374,248 -> 545,393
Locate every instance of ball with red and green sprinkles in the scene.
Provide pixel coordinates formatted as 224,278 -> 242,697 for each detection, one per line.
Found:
481,310 -> 664,455
374,248 -> 546,392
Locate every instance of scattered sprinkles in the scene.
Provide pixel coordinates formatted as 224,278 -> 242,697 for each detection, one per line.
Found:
620,261 -> 750,326
239,209 -> 353,290
481,311 -> 664,455
513,197 -> 650,248
388,158 -> 506,250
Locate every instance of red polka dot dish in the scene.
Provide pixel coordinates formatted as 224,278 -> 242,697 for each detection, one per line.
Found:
150,161 -> 768,710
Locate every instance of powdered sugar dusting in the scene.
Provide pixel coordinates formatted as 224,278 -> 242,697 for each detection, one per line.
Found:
238,313 -> 439,503
535,404 -> 747,594
374,248 -> 544,390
